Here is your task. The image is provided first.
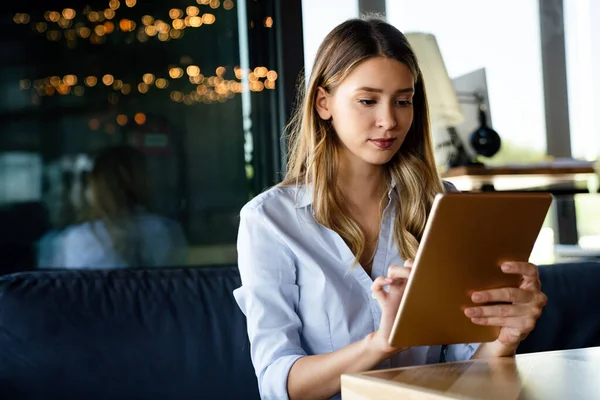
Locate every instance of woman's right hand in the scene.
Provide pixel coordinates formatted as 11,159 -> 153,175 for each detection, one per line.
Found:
370,259 -> 413,356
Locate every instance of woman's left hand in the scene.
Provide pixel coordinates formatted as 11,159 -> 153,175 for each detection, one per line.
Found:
464,262 -> 547,353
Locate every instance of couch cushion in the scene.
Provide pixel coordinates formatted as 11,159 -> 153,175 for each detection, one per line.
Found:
517,261 -> 600,354
0,266 -> 259,399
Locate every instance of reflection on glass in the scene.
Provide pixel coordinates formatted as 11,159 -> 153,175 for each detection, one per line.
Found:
39,146 -> 187,269
1,0 -> 284,272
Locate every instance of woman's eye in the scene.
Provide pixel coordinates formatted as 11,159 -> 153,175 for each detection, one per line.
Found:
396,100 -> 413,107
358,99 -> 376,106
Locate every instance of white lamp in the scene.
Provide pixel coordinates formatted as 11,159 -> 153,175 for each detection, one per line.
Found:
405,32 -> 464,127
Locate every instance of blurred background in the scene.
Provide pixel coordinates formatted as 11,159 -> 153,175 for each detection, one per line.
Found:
0,0 -> 598,274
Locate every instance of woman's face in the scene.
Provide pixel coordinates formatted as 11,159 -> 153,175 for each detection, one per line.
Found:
315,56 -> 415,170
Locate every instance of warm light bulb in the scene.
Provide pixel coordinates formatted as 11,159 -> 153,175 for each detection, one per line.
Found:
63,75 -> 77,86
85,76 -> 97,87
134,112 -> 146,125
202,13 -> 216,24
266,70 -> 278,81
117,114 -> 128,126
102,74 -> 115,86
62,8 -> 76,20
186,6 -> 200,16
155,78 -> 168,89
187,66 -> 200,77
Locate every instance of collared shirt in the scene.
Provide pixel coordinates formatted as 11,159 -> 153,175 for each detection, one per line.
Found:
37,212 -> 188,269
233,182 -> 479,400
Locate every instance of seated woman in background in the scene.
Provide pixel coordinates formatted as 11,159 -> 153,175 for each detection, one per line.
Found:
48,145 -> 187,269
233,17 -> 547,400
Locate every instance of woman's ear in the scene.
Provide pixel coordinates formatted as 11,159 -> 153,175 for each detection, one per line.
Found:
315,87 -> 332,121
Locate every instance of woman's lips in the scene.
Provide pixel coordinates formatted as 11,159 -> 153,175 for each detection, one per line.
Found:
369,138 -> 396,149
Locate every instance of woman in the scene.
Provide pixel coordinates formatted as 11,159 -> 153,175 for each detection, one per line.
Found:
234,18 -> 546,400
59,145 -> 187,269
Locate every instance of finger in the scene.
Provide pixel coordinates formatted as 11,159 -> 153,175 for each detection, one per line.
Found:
464,303 -> 532,318
371,276 -> 392,303
404,258 -> 414,267
501,262 -> 538,278
519,276 -> 541,291
472,287 -> 534,304
371,276 -> 393,291
387,265 -> 411,280
469,315 -> 537,332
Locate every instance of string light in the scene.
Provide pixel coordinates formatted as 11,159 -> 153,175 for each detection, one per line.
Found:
85,76 -> 97,87
15,2 -> 276,109
186,6 -> 200,17
134,112 -> 146,125
116,114 -> 128,126
13,13 -> 31,24
102,74 -> 114,86
109,1 -> 120,11
15,0 -> 237,48
22,65 -> 277,104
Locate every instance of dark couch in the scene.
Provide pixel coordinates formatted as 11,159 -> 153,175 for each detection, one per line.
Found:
0,262 -> 598,399
516,261 -> 600,354
0,266 -> 260,400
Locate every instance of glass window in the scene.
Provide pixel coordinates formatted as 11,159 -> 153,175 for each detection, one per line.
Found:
301,0 -> 358,79
565,0 -> 600,162
387,1 -> 557,265
1,0 -> 289,273
386,0 -> 547,165
564,0 -> 600,253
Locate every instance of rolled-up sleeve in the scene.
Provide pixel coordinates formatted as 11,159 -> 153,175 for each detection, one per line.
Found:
233,205 -> 306,400
444,343 -> 481,362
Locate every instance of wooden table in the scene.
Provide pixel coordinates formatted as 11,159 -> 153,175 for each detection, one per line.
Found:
443,163 -> 598,193
341,347 -> 600,400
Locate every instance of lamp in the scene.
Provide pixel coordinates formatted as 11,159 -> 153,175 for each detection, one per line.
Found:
406,33 -> 500,168
405,32 -> 464,127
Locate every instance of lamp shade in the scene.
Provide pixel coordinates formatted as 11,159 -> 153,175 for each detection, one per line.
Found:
405,32 -> 464,127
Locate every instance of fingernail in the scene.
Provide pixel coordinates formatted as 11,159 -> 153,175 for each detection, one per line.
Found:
472,293 -> 482,302
501,264 -> 512,272
464,308 -> 475,317
385,278 -> 393,284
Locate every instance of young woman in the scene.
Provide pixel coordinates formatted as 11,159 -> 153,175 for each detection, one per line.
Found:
58,146 -> 187,269
234,18 -> 547,400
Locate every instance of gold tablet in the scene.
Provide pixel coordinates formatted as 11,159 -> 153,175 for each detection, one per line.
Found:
388,192 -> 552,348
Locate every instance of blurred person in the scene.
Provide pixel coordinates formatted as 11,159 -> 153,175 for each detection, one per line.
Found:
49,145 -> 187,269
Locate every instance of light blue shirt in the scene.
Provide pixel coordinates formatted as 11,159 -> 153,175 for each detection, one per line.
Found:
233,183 -> 479,400
37,213 -> 187,269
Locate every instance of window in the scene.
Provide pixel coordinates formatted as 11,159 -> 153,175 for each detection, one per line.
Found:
301,0 -> 358,79
0,0 -> 297,272
564,0 -> 600,252
386,0 -> 547,164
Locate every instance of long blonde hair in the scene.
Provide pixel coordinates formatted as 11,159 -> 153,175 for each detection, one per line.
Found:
281,18 -> 444,262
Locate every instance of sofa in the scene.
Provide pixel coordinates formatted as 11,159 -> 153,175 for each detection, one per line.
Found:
0,261 -> 598,399
0,266 -> 260,400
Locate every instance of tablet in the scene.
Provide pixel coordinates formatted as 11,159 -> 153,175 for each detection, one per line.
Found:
388,192 -> 552,348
